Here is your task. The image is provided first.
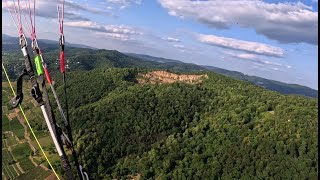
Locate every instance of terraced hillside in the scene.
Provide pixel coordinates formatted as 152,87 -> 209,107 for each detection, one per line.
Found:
2,82 -> 58,180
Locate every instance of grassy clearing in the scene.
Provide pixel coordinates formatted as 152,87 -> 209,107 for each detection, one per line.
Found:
11,142 -> 32,161
33,156 -> 42,165
2,148 -> 14,163
35,150 -> 61,170
2,116 -> 24,133
16,166 -> 52,180
1,114 -> 9,125
2,115 -> 11,132
2,105 -> 8,114
13,128 -> 25,140
32,136 -> 54,151
29,130 -> 50,141
6,133 -> 18,146
2,90 -> 9,106
10,117 -> 24,130
19,157 -> 36,173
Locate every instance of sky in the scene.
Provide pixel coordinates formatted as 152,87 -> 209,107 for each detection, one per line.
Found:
2,0 -> 318,90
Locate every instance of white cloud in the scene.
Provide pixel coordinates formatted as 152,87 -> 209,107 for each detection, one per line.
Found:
158,0 -> 318,45
234,53 -> 257,61
313,0 -> 318,3
263,60 -> 282,66
162,37 -> 180,42
3,0 -> 115,22
106,0 -> 142,9
174,44 -> 184,48
225,51 -> 292,70
65,21 -> 142,41
95,32 -> 130,41
198,34 -> 284,57
65,21 -> 97,28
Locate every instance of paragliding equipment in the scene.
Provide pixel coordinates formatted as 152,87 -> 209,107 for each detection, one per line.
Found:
56,0 -> 88,178
4,0 -> 88,179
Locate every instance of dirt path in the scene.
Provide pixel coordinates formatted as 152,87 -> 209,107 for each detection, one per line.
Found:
39,164 -> 49,171
29,156 -> 38,167
12,164 -> 21,176
45,173 -> 58,180
25,132 -> 36,153
15,109 -> 26,128
2,105 -> 8,113
2,172 -> 8,180
7,148 -> 17,173
7,112 -> 17,120
16,162 -> 25,174
14,106 -> 39,175
3,139 -> 8,148
15,108 -> 36,153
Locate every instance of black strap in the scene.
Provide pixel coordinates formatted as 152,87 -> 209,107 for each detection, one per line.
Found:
40,74 -> 75,180
22,48 -> 44,106
11,69 -> 27,108
60,154 -> 74,180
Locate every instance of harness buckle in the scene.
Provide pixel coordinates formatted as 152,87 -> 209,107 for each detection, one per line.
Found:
31,39 -> 41,55
60,35 -> 65,51
60,35 -> 65,46
11,95 -> 23,108
31,84 -> 42,103
19,34 -> 27,48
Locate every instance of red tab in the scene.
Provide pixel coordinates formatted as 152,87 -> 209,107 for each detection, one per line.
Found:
44,68 -> 52,84
60,51 -> 65,73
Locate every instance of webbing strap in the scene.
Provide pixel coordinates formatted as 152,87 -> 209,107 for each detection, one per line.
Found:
11,69 -> 27,108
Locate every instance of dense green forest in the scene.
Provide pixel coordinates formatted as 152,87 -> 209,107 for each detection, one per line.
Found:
2,35 -> 318,179
43,68 -> 318,179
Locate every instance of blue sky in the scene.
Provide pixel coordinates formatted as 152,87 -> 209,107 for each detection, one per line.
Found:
2,0 -> 318,89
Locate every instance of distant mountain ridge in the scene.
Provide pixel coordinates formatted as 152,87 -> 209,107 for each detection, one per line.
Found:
125,53 -> 318,98
2,34 -> 317,98
2,34 -> 95,51
202,66 -> 318,98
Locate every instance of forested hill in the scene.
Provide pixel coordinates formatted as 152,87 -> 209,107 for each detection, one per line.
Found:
2,34 -> 95,52
202,66 -> 318,98
46,68 -> 317,179
126,53 -> 318,98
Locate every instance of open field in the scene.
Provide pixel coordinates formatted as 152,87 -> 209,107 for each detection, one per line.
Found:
9,117 -> 24,130
13,128 -> 25,140
2,114 -> 11,132
16,166 -> 52,180
19,157 -> 36,173
3,77 -> 56,180
2,148 -> 19,179
6,133 -> 18,146
29,130 -> 51,141
11,142 -> 32,161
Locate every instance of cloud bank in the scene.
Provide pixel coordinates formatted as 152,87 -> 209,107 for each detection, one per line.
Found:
198,34 -> 284,57
158,0 -> 318,45
65,21 -> 142,40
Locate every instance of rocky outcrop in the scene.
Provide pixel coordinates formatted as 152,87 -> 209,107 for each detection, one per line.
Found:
138,71 -> 208,84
